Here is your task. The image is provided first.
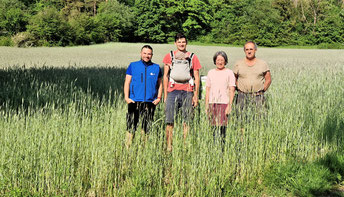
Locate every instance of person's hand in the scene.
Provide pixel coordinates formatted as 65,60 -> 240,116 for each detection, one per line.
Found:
192,95 -> 199,107
152,98 -> 161,105
125,98 -> 135,104
225,104 -> 232,115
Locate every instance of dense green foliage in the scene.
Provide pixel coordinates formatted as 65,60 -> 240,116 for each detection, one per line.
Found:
0,0 -> 343,47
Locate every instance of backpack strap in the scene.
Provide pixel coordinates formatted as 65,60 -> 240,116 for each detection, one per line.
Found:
168,51 -> 173,79
188,53 -> 195,78
170,51 -> 174,69
188,53 -> 194,69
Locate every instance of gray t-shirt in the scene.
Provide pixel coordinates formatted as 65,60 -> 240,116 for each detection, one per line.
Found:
233,58 -> 270,93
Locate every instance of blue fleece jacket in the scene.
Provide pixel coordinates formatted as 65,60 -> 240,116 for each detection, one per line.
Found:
126,60 -> 162,102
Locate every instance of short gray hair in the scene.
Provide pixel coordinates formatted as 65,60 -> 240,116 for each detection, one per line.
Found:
213,51 -> 228,65
244,41 -> 258,50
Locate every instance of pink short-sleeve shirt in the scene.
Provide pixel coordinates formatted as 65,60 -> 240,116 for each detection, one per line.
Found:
206,68 -> 236,104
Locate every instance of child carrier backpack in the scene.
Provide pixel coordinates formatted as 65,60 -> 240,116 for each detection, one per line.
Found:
169,51 -> 195,87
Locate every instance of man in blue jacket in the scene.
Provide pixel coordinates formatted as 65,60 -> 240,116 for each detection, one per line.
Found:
124,45 -> 163,148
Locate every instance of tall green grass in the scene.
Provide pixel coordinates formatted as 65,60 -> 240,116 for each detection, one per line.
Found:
0,44 -> 344,196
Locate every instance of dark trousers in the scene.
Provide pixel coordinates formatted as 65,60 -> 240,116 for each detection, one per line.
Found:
236,91 -> 265,111
212,126 -> 226,151
126,102 -> 156,134
235,91 -> 266,124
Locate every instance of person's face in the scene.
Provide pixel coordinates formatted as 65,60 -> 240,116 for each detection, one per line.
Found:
175,38 -> 187,52
244,43 -> 256,60
141,48 -> 153,62
215,55 -> 226,70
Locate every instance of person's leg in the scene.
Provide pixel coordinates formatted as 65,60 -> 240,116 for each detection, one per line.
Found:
237,92 -> 251,138
236,91 -> 246,113
126,132 -> 134,149
208,104 -> 217,144
212,125 -> 226,151
219,103 -> 228,143
181,91 -> 194,140
220,126 -> 226,152
255,94 -> 266,119
166,123 -> 174,152
210,104 -> 218,143
140,102 -> 156,143
211,104 -> 227,146
212,125 -> 218,144
141,102 -> 156,134
183,123 -> 188,140
235,91 -> 246,127
220,126 -> 226,144
137,102 -> 145,137
165,91 -> 178,151
126,103 -> 139,149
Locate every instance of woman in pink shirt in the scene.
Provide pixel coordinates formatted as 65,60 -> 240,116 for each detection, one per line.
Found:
205,51 -> 236,146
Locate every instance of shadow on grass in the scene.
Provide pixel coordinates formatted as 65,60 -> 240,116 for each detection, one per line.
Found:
262,152 -> 344,197
316,152 -> 344,197
0,66 -> 127,111
301,96 -> 344,150
321,107 -> 344,149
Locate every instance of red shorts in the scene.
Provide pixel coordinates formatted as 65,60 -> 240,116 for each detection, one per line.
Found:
208,103 -> 228,126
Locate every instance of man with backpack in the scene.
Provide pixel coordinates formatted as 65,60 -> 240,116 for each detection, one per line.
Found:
163,33 -> 202,151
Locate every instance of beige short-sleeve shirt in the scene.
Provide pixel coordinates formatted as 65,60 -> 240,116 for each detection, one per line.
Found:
233,58 -> 270,93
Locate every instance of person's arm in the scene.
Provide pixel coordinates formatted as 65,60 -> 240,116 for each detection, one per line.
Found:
124,74 -> 135,104
233,63 -> 239,89
234,74 -> 239,88
163,64 -> 170,102
152,78 -> 163,105
263,71 -> 272,92
225,86 -> 235,115
192,69 -> 200,107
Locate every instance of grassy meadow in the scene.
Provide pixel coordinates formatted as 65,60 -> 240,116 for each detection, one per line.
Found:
0,43 -> 344,196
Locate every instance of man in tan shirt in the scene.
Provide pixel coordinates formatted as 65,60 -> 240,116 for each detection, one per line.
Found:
233,41 -> 272,111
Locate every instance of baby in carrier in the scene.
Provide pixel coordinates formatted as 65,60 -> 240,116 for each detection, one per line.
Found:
169,51 -> 194,88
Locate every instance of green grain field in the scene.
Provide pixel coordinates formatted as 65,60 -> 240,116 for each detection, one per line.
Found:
0,43 -> 344,196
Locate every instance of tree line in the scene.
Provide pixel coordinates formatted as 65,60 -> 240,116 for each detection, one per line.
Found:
0,0 -> 343,48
